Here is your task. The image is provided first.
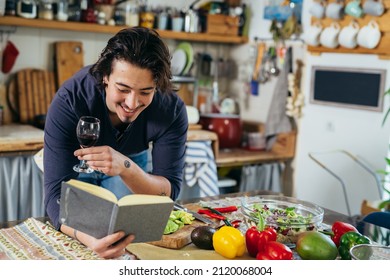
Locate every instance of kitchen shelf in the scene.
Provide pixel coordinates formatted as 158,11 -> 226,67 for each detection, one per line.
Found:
0,16 -> 248,44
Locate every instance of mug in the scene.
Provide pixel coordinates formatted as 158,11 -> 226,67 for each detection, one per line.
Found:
320,22 -> 341,48
326,1 -> 344,19
309,1 -> 326,19
357,20 -> 381,49
157,12 -> 168,30
338,21 -> 360,48
345,0 -> 363,18
363,0 -> 385,16
304,22 -> 323,46
172,16 -> 184,31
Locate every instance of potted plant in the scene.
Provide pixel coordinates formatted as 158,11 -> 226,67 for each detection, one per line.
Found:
376,88 -> 390,211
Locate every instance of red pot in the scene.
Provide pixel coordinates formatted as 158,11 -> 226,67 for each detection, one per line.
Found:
199,113 -> 242,149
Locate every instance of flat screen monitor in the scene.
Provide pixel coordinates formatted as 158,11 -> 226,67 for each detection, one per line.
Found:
310,66 -> 386,112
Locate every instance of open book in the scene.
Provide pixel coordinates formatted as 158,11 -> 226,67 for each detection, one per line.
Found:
59,179 -> 174,243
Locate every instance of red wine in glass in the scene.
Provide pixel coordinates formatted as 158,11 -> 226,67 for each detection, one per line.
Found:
73,116 -> 100,173
78,134 -> 98,148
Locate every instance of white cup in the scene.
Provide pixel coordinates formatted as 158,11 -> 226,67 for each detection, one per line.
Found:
172,17 -> 184,32
357,20 -> 381,49
320,22 -> 341,48
338,21 -> 360,48
158,12 -> 168,30
304,22 -> 323,46
363,0 -> 385,16
309,1 -> 326,19
326,2 -> 345,20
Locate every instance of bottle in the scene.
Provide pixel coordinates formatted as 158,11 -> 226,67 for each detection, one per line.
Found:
56,0 -> 68,21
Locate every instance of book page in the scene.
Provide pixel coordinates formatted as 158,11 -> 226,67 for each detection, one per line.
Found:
118,194 -> 173,207
66,179 -> 117,203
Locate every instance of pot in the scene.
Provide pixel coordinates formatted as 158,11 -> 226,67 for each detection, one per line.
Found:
199,113 -> 242,149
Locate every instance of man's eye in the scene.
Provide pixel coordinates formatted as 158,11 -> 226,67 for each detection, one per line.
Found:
117,88 -> 129,93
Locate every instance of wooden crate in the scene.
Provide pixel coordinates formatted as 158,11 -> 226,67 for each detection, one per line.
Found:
206,14 -> 239,36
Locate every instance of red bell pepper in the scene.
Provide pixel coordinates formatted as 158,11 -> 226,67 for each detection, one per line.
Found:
256,241 -> 293,260
245,212 -> 277,257
331,221 -> 358,247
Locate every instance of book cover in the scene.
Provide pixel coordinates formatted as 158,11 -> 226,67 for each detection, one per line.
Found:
59,179 -> 174,243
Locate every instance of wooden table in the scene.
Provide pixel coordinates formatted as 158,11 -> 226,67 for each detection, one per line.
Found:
0,124 -> 44,155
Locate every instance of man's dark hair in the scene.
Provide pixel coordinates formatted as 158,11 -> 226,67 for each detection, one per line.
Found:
90,27 -> 173,93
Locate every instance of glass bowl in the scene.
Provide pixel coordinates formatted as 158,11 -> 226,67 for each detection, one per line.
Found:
350,244 -> 390,260
241,195 -> 324,243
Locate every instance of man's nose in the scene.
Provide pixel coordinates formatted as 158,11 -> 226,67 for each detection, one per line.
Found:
125,93 -> 139,109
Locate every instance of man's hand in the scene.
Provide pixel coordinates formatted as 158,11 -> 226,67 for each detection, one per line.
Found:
74,145 -> 129,176
88,231 -> 135,259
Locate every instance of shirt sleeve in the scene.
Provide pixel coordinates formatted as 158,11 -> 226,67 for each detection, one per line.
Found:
151,97 -> 188,200
43,91 -> 80,230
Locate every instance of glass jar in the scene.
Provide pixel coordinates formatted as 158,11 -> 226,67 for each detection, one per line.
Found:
55,0 -> 68,21
38,0 -> 54,20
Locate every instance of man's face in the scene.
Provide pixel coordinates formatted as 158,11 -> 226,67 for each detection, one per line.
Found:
104,59 -> 156,126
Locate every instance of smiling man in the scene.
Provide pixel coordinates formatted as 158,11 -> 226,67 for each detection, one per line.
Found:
43,27 -> 188,258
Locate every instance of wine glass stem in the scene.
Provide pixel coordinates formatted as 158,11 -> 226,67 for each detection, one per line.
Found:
79,160 -> 88,169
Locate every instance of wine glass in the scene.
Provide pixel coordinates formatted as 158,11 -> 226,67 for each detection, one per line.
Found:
73,116 -> 100,173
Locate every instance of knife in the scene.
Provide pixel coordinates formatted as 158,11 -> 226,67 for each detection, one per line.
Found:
173,203 -> 214,225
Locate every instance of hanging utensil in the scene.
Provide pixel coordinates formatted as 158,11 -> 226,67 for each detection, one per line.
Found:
268,46 -> 280,76
258,51 -> 270,84
250,42 -> 266,96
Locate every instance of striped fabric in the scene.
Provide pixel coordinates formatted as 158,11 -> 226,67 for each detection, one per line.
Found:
184,141 -> 219,197
0,218 -> 134,260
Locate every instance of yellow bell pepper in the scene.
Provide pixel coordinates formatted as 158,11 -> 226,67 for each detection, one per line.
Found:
212,226 -> 246,259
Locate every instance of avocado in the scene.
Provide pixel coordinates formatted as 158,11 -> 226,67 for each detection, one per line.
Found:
191,226 -> 216,250
296,231 -> 338,260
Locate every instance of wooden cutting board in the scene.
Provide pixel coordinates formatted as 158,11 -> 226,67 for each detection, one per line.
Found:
55,41 -> 84,87
8,68 -> 56,124
0,83 -> 12,124
148,220 -> 208,249
148,203 -> 218,249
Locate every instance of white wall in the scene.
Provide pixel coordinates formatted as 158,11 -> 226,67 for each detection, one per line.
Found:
229,0 -> 390,216
1,0 -> 389,216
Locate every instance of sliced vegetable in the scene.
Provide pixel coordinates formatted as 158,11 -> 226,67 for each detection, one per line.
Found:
163,210 -> 194,235
212,226 -> 246,259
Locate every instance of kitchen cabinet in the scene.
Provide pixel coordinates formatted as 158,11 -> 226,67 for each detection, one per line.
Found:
0,16 -> 248,44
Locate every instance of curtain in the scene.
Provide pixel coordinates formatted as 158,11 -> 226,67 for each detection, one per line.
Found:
0,155 -> 45,222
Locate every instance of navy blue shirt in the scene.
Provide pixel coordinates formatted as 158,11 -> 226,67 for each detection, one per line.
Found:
44,66 -> 188,229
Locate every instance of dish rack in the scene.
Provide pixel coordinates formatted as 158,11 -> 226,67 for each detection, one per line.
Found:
308,150 -> 383,217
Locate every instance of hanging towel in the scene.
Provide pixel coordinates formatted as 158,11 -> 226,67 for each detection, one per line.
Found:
184,141 -> 220,197
239,163 -> 283,193
264,47 -> 292,138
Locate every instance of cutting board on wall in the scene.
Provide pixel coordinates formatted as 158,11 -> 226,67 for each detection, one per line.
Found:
55,41 -> 84,87
8,68 -> 56,124
0,82 -> 12,124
